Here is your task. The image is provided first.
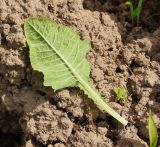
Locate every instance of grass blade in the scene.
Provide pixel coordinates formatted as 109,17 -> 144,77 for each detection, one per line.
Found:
148,111 -> 158,147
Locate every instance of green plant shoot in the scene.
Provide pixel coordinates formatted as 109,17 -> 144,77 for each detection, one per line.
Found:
125,1 -> 134,24
24,18 -> 128,125
114,87 -> 128,102
148,111 -> 158,147
125,0 -> 144,26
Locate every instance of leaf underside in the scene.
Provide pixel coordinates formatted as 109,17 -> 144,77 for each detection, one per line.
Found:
25,18 -> 91,90
24,18 -> 128,125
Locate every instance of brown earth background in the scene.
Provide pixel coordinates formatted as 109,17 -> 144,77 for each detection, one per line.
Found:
0,0 -> 160,147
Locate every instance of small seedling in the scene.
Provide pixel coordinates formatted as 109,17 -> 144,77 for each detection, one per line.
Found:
148,111 -> 158,147
114,87 -> 128,102
24,18 -> 128,125
125,0 -> 144,26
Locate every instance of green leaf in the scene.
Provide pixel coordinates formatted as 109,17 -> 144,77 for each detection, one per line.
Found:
24,17 -> 128,125
124,1 -> 134,24
125,0 -> 144,26
148,111 -> 158,147
114,87 -> 128,102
